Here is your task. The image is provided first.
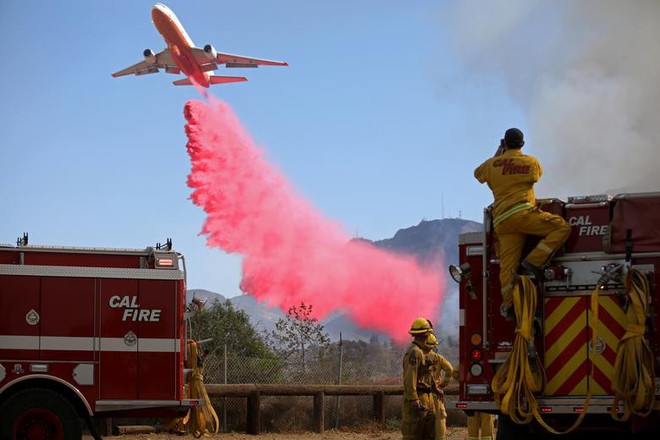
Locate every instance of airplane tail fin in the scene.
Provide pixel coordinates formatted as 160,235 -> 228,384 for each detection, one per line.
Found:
172,78 -> 195,86
210,75 -> 248,85
172,76 -> 248,86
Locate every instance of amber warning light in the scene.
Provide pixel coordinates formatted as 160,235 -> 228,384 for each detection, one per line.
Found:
156,258 -> 174,267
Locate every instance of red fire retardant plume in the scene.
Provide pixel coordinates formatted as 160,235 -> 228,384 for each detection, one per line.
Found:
184,99 -> 444,343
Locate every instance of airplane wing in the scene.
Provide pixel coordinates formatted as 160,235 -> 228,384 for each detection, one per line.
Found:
190,47 -> 288,69
111,49 -> 180,77
217,52 -> 288,67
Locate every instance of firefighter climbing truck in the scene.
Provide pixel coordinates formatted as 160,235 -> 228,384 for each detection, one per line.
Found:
450,192 -> 660,436
0,235 -> 202,439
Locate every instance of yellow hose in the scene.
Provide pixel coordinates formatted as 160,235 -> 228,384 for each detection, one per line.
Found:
491,276 -> 544,425
168,340 -> 220,437
491,276 -> 595,434
610,268 -> 655,421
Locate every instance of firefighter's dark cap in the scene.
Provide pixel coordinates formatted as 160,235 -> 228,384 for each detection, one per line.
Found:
504,128 -> 524,148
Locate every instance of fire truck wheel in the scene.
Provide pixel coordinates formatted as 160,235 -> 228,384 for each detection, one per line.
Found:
0,387 -> 82,440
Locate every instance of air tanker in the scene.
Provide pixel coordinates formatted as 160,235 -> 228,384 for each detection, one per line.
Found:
112,3 -> 288,87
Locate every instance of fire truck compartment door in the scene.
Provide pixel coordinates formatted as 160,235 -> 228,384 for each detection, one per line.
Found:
543,294 -> 625,397
100,279 -> 138,399
40,277 -> 96,361
0,275 -> 40,360
136,279 -> 178,400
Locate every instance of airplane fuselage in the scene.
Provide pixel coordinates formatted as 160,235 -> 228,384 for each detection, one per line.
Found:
151,3 -> 211,87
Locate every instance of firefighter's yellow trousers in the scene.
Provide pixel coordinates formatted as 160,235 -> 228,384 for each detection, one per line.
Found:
431,394 -> 447,440
467,412 -> 494,440
401,394 -> 436,440
495,207 -> 571,308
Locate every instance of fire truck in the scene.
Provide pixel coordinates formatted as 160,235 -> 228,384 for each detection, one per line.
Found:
0,235 -> 202,439
449,192 -> 660,437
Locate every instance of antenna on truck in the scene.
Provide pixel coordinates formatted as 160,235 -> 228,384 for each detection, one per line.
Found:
156,238 -> 173,251
16,232 -> 28,247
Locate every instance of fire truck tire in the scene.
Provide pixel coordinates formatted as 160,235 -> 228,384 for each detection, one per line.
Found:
0,387 -> 82,440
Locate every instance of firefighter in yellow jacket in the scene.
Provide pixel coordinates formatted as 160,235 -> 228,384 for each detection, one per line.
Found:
401,317 -> 435,440
467,412 -> 494,440
474,128 -> 571,318
423,332 -> 454,440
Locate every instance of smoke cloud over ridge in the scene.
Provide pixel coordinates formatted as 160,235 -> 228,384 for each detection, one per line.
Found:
441,0 -> 660,198
184,99 -> 443,343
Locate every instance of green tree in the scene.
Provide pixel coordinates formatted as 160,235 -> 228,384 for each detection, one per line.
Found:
188,299 -> 284,383
188,299 -> 274,359
269,302 -> 330,372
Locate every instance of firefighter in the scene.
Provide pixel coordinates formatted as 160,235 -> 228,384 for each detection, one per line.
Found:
474,128 -> 571,318
466,412 -> 495,440
402,317 -> 436,440
423,332 -> 454,440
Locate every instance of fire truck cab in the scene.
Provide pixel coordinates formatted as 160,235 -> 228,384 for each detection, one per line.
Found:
0,235 -> 201,439
450,192 -> 660,437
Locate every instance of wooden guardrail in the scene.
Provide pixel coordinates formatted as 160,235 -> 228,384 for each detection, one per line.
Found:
205,384 -> 458,435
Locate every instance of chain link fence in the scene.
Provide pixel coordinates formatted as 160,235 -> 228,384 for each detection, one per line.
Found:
200,343 -> 459,433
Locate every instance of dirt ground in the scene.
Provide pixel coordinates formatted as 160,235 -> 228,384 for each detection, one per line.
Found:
88,427 -> 471,439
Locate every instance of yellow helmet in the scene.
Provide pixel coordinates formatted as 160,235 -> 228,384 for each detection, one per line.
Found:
426,332 -> 439,346
409,317 -> 433,334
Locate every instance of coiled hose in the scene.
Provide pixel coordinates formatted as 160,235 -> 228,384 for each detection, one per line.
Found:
610,268 -> 655,421
493,268 -> 655,434
491,275 -> 544,425
168,340 -> 220,437
491,276 -> 596,434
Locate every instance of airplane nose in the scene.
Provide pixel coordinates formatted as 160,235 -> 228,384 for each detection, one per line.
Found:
153,3 -> 171,14
152,4 -> 167,22
152,3 -> 174,23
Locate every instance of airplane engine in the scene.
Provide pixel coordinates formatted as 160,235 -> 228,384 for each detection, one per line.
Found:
203,44 -> 218,61
143,49 -> 157,64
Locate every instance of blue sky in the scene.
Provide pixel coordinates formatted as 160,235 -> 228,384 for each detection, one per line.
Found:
2,1 -> 657,297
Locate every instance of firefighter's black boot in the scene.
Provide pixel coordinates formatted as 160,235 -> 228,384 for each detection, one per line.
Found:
520,259 -> 546,282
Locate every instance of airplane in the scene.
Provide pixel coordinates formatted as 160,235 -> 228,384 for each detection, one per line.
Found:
112,3 -> 288,87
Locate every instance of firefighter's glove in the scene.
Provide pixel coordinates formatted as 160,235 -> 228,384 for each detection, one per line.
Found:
434,389 -> 444,399
410,400 -> 424,412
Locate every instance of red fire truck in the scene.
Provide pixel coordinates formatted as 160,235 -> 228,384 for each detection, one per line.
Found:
0,235 -> 202,439
449,192 -> 660,437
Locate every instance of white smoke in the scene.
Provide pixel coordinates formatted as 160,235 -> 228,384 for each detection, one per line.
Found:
439,0 -> 660,198
437,284 -> 459,340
